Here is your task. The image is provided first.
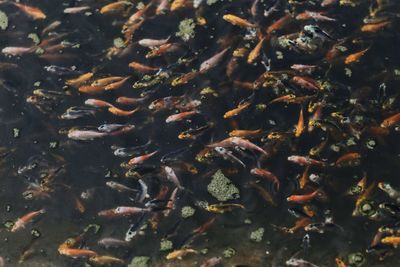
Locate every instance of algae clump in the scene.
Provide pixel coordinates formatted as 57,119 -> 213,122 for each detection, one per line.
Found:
250,227 -> 265,242
0,10 -> 8,30
181,206 -> 195,218
128,256 -> 150,267
176,18 -> 195,42
207,169 -> 240,201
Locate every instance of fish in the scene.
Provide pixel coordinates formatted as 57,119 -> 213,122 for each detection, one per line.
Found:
250,168 -> 280,191
11,2 -> 46,20
199,48 -> 229,73
89,255 -> 125,265
58,245 -> 97,258
344,48 -> 369,64
100,1 -> 132,14
213,147 -> 246,167
166,110 -> 198,123
166,248 -> 198,260
296,11 -> 336,22
291,76 -> 321,91
11,209 -> 46,232
208,137 -> 269,156
247,181 -> 275,206
138,37 -> 170,48
128,151 -> 158,165
286,189 -> 321,203
295,108 -> 304,137
335,152 -> 361,167
361,21 -> 390,32
288,155 -> 326,167
66,72 -> 94,87
229,129 -> 262,138
381,112 -> 400,128
201,256 -> 222,267
106,181 -> 138,193
108,106 -> 139,116
224,101 -> 251,118
164,166 -> 184,190
64,6 -> 90,14
2,46 -> 35,56
286,257 -> 319,267
205,203 -> 245,213
222,14 -> 257,28
335,258 -> 347,267
129,61 -> 159,73
98,206 -> 149,217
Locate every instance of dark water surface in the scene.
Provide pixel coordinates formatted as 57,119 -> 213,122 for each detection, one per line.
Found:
1,0 -> 400,266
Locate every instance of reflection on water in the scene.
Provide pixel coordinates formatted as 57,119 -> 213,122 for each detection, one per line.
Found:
1,0 -> 400,266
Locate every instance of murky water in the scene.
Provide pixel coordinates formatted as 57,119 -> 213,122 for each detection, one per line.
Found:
1,0 -> 400,266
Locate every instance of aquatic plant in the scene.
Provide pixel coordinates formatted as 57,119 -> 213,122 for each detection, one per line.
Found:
207,170 -> 240,201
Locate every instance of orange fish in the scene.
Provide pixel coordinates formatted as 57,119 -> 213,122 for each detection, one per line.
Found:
223,101 -> 251,118
361,21 -> 390,32
229,129 -> 262,138
247,37 -> 265,64
79,85 -> 105,94
344,48 -> 369,64
250,168 -> 280,191
129,61 -> 159,73
291,76 -> 320,91
335,152 -> 361,167
222,14 -> 257,28
299,166 -> 310,189
335,258 -> 347,267
12,2 -> 46,20
11,209 -> 46,232
128,151 -> 158,165
295,108 -> 304,137
100,1 -> 132,14
166,110 -> 198,123
287,189 -> 320,203
108,107 -> 139,116
381,112 -> 400,128
104,77 -> 130,91
381,236 -> 400,245
170,0 -> 189,11
266,14 -> 292,34
58,246 -> 97,258
66,72 -> 94,87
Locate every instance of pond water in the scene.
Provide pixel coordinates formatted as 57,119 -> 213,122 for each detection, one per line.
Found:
0,0 -> 400,266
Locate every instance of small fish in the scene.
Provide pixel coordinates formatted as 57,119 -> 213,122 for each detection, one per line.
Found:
250,168 -> 280,191
98,124 -> 129,133
335,258 -> 347,267
108,106 -> 139,116
164,166 -> 184,190
106,181 -> 138,193
361,21 -> 390,32
295,108 -> 304,137
213,147 -> 246,167
116,96 -> 149,105
128,151 -> 158,165
344,48 -> 369,64
58,245 -> 97,258
11,209 -> 46,232
381,112 -> 400,128
166,248 -> 198,260
2,46 -> 34,56
288,155 -> 326,167
166,110 -> 198,123
223,14 -> 257,28
296,11 -> 336,22
229,129 -> 262,138
200,48 -> 229,72
205,203 -> 245,213
64,6 -> 90,14
138,37 -> 170,48
201,256 -> 222,267
89,255 -> 125,265
291,76 -> 320,91
248,37 -> 265,64
129,61 -> 159,73
286,257 -> 319,267
11,2 -> 46,20
224,101 -> 251,118
247,181 -> 275,206
209,137 -> 268,156
85,99 -> 114,108
381,236 -> 400,245
100,1 -> 132,14
286,189 -> 321,203
66,72 -> 94,87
